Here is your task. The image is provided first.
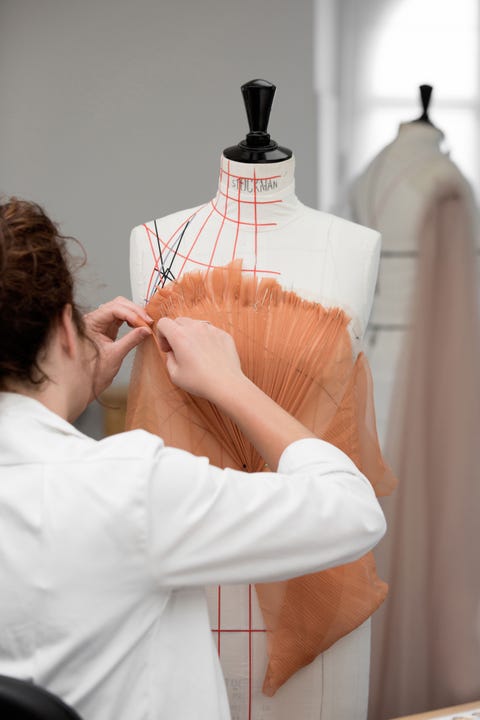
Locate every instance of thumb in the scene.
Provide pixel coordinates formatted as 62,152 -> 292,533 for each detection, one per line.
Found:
114,326 -> 151,359
164,350 -> 179,381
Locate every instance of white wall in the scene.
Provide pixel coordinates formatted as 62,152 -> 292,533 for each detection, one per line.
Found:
0,0 -> 317,387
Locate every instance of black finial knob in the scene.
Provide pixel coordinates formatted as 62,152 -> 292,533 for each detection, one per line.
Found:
242,79 -> 276,147
415,84 -> 434,125
223,78 -> 292,163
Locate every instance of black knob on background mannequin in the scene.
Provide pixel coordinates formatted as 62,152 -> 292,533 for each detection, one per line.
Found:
223,79 -> 293,163
414,84 -> 434,125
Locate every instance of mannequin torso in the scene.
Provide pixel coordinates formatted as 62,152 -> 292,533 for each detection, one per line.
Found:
350,120 -> 480,720
349,121 -> 466,441
131,156 -> 380,345
129,154 -> 382,720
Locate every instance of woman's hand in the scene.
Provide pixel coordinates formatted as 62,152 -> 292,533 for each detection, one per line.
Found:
83,297 -> 152,396
156,317 -> 245,403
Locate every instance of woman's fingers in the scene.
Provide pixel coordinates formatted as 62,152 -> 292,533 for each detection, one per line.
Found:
154,317 -> 243,400
112,326 -> 152,358
156,317 -> 187,352
83,297 -> 153,397
104,296 -> 152,322
155,317 -> 217,356
85,297 -> 153,338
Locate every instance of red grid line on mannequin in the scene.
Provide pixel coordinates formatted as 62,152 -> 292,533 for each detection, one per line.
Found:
231,162 -> 242,262
176,205 -> 217,279
207,161 -> 269,718
143,209 -> 203,300
210,199 -> 276,227
252,169 -> 258,278
217,586 -> 221,655
142,161 -> 284,298
143,223 -> 280,278
144,225 -> 161,300
212,163 -> 231,649
217,189 -> 283,206
220,168 -> 282,183
211,629 -> 267,634
143,164 -> 284,716
206,158 -> 231,275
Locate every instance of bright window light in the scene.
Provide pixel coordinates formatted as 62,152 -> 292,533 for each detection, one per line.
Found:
345,0 -> 480,191
365,0 -> 478,100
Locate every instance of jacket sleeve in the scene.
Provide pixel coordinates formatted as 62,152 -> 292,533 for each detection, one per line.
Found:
146,437 -> 386,588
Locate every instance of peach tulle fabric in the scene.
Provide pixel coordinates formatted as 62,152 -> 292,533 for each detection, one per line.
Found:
126,261 -> 397,694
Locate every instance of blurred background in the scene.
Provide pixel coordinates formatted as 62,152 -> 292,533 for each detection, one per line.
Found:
1,1 -> 480,718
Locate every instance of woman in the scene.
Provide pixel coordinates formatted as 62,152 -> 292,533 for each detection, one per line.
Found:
0,198 -> 385,719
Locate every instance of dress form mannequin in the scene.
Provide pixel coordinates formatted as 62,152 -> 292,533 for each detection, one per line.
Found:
349,88 -> 480,719
130,81 -> 382,720
348,85 -> 449,443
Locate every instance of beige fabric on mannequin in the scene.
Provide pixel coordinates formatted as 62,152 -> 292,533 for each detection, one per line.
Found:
369,179 -> 480,719
349,122 -> 480,718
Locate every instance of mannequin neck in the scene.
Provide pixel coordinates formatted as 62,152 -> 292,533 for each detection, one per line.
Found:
398,121 -> 445,146
213,154 -> 299,228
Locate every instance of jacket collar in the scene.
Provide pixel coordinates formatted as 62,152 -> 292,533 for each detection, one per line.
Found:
0,391 -> 89,464
0,391 -> 82,432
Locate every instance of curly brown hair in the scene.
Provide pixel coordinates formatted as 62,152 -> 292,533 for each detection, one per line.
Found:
0,197 -> 87,388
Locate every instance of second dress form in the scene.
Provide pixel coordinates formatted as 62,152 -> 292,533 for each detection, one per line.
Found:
130,154 -> 381,720
350,119 -> 480,719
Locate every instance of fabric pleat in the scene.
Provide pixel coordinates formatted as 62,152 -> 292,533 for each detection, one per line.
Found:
126,261 -> 396,694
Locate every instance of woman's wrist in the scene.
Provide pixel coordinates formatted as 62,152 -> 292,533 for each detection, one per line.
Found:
211,373 -> 316,471
209,373 -> 256,414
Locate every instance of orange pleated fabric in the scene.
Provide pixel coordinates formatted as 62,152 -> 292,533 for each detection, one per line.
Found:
126,261 -> 397,695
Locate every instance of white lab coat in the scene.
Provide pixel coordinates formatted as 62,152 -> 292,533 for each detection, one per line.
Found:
0,391 -> 385,720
